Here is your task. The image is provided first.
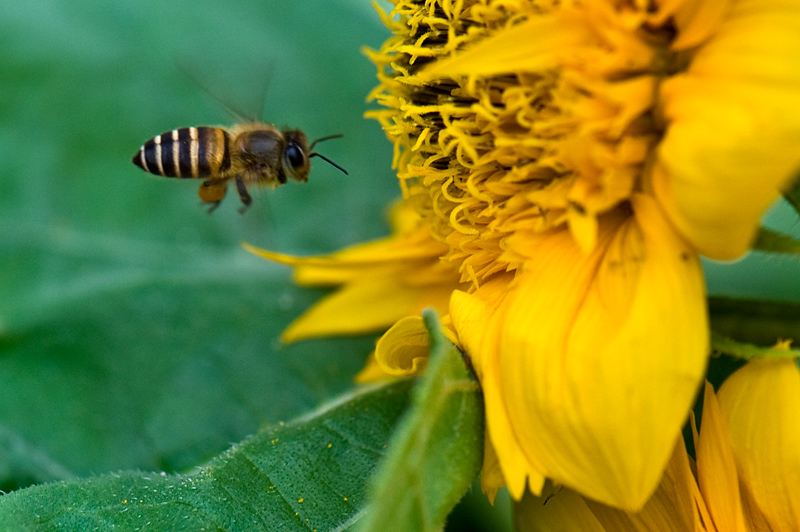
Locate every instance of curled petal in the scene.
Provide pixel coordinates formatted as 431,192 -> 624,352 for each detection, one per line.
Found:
375,315 -> 430,377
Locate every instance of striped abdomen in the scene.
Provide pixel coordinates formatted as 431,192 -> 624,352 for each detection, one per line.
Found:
132,127 -> 231,178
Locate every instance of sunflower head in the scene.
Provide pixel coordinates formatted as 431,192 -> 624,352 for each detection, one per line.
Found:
367,1 -> 683,287
368,0 -> 800,270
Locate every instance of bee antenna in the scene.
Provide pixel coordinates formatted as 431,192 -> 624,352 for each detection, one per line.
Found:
309,134 -> 344,150
310,152 -> 348,175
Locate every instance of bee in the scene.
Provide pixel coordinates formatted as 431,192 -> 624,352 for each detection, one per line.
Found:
132,122 -> 347,212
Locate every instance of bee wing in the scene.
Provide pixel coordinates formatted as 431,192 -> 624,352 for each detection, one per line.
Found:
174,58 -> 276,123
177,62 -> 254,123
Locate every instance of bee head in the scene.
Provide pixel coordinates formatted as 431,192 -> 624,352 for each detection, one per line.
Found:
281,130 -> 312,183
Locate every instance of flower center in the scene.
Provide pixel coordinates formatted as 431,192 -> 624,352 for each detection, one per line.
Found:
368,0 -> 684,287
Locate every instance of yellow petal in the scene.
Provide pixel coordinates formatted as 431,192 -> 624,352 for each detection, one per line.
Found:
242,228 -> 447,286
515,440 -> 702,531
590,441 -> 701,531
478,195 -> 707,509
480,431 -> 505,505
717,358 -> 800,530
625,441 -> 704,532
374,315 -> 429,377
451,274 -> 544,499
420,16 -> 581,79
245,210 -> 463,344
696,381 -> 748,532
281,276 -> 454,342
243,199 -> 452,286
665,0 -> 734,50
449,273 -> 514,380
515,485 -> 607,532
654,0 -> 800,260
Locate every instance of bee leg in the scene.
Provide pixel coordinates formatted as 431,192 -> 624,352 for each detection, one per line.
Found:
235,177 -> 252,214
199,179 -> 227,214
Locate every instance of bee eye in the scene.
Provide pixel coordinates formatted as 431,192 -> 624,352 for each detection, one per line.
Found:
285,141 -> 306,169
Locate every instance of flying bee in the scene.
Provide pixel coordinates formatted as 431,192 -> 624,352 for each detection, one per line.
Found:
132,122 -> 347,212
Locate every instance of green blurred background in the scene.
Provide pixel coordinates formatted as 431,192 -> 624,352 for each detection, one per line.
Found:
0,0 -> 399,262
0,0 -> 399,484
0,0 -> 797,530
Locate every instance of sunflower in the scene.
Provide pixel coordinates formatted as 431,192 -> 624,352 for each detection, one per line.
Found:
248,0 -> 800,510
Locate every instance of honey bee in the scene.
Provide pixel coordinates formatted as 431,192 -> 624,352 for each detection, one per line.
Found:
132,122 -> 347,212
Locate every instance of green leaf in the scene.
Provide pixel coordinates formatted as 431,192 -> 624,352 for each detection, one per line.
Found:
0,381 -> 414,532
709,296 -> 800,361
711,331 -> 799,360
752,226 -> 800,257
356,309 -> 485,532
709,296 -> 800,348
0,262 -> 378,491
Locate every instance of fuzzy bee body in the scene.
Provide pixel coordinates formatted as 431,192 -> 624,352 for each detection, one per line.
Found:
132,122 -> 345,211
